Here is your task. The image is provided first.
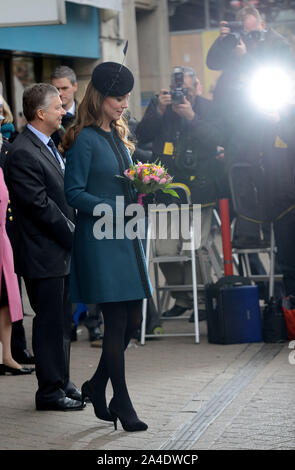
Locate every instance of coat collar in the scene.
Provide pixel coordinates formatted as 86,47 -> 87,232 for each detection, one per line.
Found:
22,127 -> 64,177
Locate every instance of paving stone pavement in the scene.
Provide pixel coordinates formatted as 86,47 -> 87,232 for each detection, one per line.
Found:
0,289 -> 295,451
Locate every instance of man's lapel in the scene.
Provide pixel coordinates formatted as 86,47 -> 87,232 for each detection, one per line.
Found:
23,127 -> 64,177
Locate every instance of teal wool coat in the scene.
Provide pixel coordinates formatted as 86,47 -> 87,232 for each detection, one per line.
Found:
64,126 -> 152,304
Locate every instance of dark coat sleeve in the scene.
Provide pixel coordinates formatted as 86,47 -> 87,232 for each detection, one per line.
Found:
207,29 -> 292,71
6,147 -> 73,250
206,37 -> 237,71
187,98 -> 226,150
135,96 -> 164,145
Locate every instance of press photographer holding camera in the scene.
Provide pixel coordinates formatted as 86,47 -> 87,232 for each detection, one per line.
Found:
136,66 -> 225,320
205,6 -> 295,299
207,6 -> 291,106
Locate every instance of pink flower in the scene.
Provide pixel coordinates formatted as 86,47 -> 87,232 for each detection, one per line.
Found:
160,178 -> 167,184
151,175 -> 160,183
156,168 -> 165,176
124,169 -> 135,180
143,175 -> 151,183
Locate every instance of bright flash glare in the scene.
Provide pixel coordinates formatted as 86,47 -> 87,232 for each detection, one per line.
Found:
250,67 -> 293,111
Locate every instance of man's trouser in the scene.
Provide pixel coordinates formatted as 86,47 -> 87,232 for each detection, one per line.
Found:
24,275 -> 75,403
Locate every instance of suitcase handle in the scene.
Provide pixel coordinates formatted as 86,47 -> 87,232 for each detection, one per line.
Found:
213,275 -> 252,289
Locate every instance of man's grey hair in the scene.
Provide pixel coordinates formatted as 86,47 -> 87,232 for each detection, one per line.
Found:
236,6 -> 262,23
171,66 -> 198,88
51,65 -> 77,85
23,83 -> 59,122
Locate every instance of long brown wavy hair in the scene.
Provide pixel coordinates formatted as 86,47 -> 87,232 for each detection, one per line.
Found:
62,80 -> 135,154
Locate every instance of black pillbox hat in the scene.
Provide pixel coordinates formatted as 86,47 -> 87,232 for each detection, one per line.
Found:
91,61 -> 134,97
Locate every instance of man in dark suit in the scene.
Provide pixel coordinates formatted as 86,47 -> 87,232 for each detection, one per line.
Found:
51,66 -> 78,148
6,83 -> 85,411
0,132 -> 35,364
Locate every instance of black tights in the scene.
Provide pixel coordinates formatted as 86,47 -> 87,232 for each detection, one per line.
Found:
89,299 -> 142,417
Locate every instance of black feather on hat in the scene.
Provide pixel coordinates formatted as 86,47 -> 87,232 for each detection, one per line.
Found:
91,62 -> 134,97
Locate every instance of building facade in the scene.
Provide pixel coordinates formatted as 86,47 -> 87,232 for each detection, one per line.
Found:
0,0 -> 170,126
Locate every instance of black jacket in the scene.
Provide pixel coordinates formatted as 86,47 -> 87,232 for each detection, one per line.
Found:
227,106 -> 295,220
136,95 -> 225,204
5,127 -> 75,278
0,138 -> 15,243
195,92 -> 295,220
0,137 -> 10,170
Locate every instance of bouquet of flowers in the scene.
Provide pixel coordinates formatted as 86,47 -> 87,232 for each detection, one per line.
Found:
122,161 -> 179,205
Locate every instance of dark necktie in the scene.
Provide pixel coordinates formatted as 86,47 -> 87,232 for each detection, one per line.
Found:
47,138 -> 64,170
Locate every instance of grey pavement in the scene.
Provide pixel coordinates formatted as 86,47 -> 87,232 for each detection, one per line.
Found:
0,287 -> 295,451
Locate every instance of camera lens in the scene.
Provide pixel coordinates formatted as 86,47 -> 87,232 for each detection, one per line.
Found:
245,30 -> 262,42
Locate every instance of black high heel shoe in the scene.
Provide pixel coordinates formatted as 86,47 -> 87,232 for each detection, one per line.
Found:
81,381 -> 113,422
0,364 -> 35,375
109,398 -> 148,432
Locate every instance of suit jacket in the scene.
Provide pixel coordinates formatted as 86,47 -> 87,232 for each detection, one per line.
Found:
5,126 -> 75,278
0,138 -> 15,242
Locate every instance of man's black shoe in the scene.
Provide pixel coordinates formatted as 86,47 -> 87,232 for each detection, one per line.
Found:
13,349 -> 35,364
64,383 -> 90,402
162,305 -> 188,318
189,310 -> 207,323
65,387 -> 83,402
36,397 -> 86,411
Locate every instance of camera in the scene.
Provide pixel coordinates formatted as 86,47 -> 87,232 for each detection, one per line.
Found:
222,20 -> 265,49
174,134 -> 200,175
245,30 -> 265,42
222,21 -> 244,48
170,67 -> 189,104
227,21 -> 243,33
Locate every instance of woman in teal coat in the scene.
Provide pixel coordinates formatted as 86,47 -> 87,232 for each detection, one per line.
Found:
63,62 -> 152,432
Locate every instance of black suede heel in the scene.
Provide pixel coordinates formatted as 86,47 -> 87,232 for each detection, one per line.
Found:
81,381 -> 113,422
109,398 -> 148,432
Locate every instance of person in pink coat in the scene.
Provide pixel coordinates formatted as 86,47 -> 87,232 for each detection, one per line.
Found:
0,166 -> 34,375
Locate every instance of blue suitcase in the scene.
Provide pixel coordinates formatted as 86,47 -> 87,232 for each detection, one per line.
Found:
206,276 -> 263,344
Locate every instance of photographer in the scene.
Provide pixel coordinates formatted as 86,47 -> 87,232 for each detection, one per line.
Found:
204,6 -> 295,298
136,67 -> 225,319
207,6 -> 292,106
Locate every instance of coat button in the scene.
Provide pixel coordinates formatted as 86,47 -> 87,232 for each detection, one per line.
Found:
8,208 -> 12,213
9,216 -> 13,221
